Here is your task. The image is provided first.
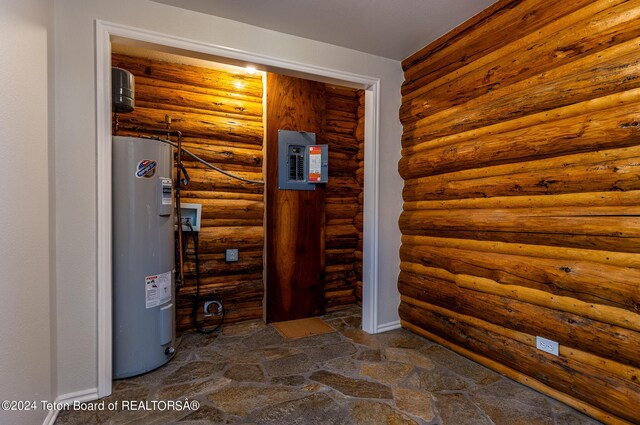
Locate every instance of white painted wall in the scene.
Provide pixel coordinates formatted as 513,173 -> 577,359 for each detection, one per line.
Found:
0,0 -> 53,424
54,0 -> 403,396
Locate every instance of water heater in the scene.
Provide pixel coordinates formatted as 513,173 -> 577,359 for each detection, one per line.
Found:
112,136 -> 175,378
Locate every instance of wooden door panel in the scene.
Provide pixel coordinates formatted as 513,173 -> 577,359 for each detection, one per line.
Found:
266,73 -> 326,322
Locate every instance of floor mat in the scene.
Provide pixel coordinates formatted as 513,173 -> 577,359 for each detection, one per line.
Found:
272,317 -> 335,339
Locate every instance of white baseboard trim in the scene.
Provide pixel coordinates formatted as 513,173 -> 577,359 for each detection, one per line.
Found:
376,320 -> 401,333
42,388 -> 99,425
56,387 -> 99,404
42,408 -> 59,425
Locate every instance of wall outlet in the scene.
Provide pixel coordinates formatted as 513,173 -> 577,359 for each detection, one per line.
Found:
225,249 -> 239,262
536,336 -> 559,356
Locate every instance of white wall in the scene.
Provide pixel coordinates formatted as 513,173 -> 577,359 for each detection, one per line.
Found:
0,0 -> 53,424
54,0 -> 403,397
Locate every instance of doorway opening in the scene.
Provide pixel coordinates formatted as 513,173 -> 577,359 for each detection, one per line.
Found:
97,21 -> 381,398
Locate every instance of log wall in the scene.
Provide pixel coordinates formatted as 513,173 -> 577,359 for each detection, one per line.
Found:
354,91 -> 365,303
112,53 -> 265,331
324,86 -> 363,309
399,1 -> 640,424
112,53 -> 364,329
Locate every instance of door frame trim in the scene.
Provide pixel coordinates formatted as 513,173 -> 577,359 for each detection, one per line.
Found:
96,20 -> 381,398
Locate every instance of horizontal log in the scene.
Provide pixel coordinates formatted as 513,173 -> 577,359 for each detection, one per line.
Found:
180,135 -> 263,152
326,249 -> 356,265
403,87 -> 640,161
326,120 -> 356,135
403,190 -> 640,212
326,85 -> 358,99
190,226 -> 263,252
325,289 -> 356,299
134,100 -> 262,124
401,205 -> 640,234
400,102 -> 640,179
355,168 -> 364,186
326,219 -> 353,226
178,300 -> 263,329
183,250 -> 263,276
401,0 -> 640,114
179,276 -> 263,298
326,109 -> 357,122
178,160 -> 261,175
353,262 -> 362,277
326,96 -> 359,113
134,81 -> 262,118
180,197 -> 263,220
324,133 -> 359,152
114,130 -> 261,154
402,36 -> 640,145
199,218 -> 263,227
324,276 -> 356,289
401,293 -> 640,383
326,224 -> 359,249
179,142 -> 263,168
400,206 -> 640,252
400,261 -> 640,332
403,145 -> 640,201
178,190 -> 263,201
112,53 -> 263,97
354,212 -> 363,232
186,168 -> 263,194
400,243 -> 640,312
399,271 -> 640,368
130,74 -> 262,105
355,120 -> 364,143
327,177 -> 360,197
399,300 -> 640,424
326,200 -> 359,220
327,158 -> 358,176
180,270 -> 262,286
326,263 -> 356,274
118,106 -> 263,145
401,235 -> 640,269
401,0 -> 594,86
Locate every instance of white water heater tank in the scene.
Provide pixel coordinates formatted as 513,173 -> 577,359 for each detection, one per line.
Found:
112,136 -> 175,379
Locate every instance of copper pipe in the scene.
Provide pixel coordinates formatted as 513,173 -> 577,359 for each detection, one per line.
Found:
175,131 -> 185,287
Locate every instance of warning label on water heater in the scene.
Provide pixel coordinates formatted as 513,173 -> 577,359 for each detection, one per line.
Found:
145,271 -> 172,309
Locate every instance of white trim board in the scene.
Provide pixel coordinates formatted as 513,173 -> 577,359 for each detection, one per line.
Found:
42,388 -> 99,425
376,320 -> 402,334
96,20 -> 382,398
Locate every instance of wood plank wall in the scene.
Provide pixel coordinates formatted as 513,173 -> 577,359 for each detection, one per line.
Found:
398,1 -> 640,424
324,86 -> 363,309
112,54 -> 265,331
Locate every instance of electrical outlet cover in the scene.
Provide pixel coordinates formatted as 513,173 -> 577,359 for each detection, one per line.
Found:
225,249 -> 238,262
536,336 -> 559,356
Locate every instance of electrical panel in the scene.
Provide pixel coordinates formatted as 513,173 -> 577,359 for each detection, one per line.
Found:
277,130 -> 328,190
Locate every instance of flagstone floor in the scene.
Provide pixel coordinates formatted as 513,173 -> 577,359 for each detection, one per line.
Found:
55,305 -> 601,424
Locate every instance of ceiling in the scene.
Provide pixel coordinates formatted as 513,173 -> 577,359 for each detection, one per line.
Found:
151,0 -> 496,61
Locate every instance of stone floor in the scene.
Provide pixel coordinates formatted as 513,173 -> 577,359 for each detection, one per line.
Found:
56,306 -> 602,425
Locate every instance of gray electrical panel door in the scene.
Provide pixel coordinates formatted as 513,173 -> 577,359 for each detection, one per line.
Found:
112,136 -> 175,379
277,130 -> 328,190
